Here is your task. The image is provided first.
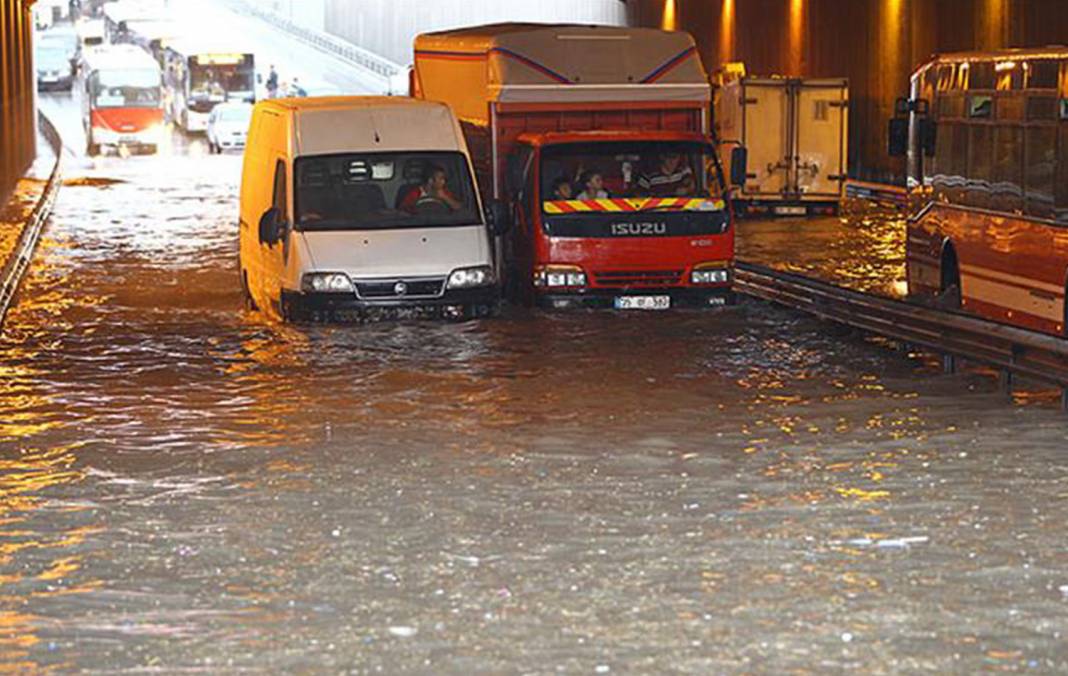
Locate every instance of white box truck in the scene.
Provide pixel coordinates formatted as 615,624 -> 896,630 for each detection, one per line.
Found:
716,76 -> 848,216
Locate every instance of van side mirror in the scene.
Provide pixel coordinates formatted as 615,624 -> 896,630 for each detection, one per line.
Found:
729,146 -> 748,187
258,207 -> 283,245
919,118 -> 937,157
486,199 -> 511,235
888,117 -> 909,157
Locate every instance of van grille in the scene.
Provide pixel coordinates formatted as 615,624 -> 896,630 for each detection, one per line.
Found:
593,270 -> 683,287
355,278 -> 446,299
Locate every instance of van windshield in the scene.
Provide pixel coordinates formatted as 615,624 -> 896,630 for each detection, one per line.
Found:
294,152 -> 481,231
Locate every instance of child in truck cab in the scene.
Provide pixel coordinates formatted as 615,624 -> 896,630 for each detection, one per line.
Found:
549,177 -> 573,201
637,153 -> 696,197
576,171 -> 609,200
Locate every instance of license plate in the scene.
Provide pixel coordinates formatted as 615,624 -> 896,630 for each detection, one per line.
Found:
614,295 -> 670,310
774,205 -> 806,216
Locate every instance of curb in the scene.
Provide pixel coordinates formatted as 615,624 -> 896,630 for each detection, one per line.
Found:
0,112 -> 62,331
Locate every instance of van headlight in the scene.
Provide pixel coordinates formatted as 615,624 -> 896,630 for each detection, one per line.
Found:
301,272 -> 354,293
690,263 -> 732,285
533,264 -> 587,288
447,265 -> 495,289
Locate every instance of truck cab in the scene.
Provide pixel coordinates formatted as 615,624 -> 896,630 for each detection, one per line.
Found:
413,23 -> 739,310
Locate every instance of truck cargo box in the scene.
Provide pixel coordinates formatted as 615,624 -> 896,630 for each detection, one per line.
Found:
716,76 -> 848,215
413,23 -> 712,198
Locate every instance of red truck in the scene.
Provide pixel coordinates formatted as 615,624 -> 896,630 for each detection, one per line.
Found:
412,24 -> 745,310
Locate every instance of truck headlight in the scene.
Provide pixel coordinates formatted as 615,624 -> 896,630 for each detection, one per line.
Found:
533,265 -> 587,288
690,264 -> 732,285
301,272 -> 354,293
447,265 -> 495,289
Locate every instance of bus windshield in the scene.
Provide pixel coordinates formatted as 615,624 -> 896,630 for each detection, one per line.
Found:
540,141 -> 727,213
91,69 -> 161,108
189,55 -> 254,101
294,152 -> 481,231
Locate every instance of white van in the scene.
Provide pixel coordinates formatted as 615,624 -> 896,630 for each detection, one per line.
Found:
238,96 -> 502,321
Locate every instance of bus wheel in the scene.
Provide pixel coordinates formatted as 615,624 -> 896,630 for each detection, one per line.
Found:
939,246 -> 962,311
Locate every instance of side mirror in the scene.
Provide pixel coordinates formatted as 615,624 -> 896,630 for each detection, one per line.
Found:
258,207 -> 283,245
486,199 -> 511,235
888,117 -> 908,157
729,146 -> 748,187
919,118 -> 937,157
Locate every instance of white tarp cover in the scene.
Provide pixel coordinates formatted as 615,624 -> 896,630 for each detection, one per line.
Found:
414,24 -> 710,123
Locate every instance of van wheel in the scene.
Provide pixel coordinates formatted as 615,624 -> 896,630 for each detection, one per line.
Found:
241,271 -> 258,311
939,246 -> 961,311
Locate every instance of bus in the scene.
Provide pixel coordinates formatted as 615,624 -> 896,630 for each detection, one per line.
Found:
162,39 -> 256,133
78,44 -> 165,155
891,48 -> 1068,336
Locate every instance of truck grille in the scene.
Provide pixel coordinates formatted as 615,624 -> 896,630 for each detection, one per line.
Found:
355,278 -> 445,299
593,270 -> 683,287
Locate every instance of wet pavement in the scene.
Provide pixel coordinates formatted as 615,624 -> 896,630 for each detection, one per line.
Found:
735,200 -> 908,299
0,90 -> 1066,672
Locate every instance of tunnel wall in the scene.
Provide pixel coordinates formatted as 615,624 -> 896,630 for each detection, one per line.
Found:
633,0 -> 1068,184
321,0 -> 629,67
1,0 -> 37,203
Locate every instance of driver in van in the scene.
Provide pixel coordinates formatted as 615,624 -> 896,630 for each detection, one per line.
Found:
399,165 -> 462,213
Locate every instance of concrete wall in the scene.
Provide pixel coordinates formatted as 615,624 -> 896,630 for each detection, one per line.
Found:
632,0 -> 1068,184
0,0 -> 37,202
322,0 -> 631,67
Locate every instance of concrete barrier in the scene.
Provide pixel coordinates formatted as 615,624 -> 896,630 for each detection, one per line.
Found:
0,112 -> 62,331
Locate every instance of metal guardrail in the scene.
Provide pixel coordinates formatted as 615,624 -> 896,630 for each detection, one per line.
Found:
735,261 -> 1068,408
0,112 -> 62,331
227,0 -> 401,84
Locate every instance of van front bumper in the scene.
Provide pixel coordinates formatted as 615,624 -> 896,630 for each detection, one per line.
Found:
280,286 -> 500,322
534,286 -> 734,310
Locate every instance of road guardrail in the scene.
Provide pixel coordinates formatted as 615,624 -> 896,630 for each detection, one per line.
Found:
0,112 -> 62,331
735,261 -> 1068,409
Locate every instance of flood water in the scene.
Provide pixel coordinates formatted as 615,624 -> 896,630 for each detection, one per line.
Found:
0,99 -> 1066,673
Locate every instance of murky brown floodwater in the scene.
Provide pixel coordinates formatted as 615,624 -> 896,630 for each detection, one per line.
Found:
0,98 -> 1066,673
736,200 -> 909,299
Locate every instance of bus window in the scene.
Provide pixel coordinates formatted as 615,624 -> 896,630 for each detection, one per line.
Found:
1026,95 -> 1058,121
969,62 -> 995,90
997,96 -> 1024,121
992,126 -> 1023,211
969,95 -> 993,118
933,122 -> 967,199
937,64 -> 955,92
1024,126 -> 1056,219
1058,126 -> 1068,223
996,62 -> 1022,91
1026,60 -> 1059,89
967,126 -> 994,206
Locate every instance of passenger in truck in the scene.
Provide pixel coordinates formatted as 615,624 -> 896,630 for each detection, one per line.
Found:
549,177 -> 573,201
576,171 -> 609,200
399,165 -> 462,213
638,153 -> 696,196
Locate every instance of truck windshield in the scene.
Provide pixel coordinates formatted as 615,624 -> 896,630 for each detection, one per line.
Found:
540,141 -> 726,213
294,152 -> 482,231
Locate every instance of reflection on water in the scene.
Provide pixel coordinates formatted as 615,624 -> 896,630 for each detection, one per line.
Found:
0,148 -> 1066,672
736,199 -> 908,298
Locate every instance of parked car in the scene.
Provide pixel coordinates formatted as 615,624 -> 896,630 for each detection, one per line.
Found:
206,102 -> 253,154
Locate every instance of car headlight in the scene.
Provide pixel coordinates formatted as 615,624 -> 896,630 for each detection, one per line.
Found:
690,264 -> 732,285
447,265 -> 495,289
533,265 -> 587,288
301,272 -> 354,293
